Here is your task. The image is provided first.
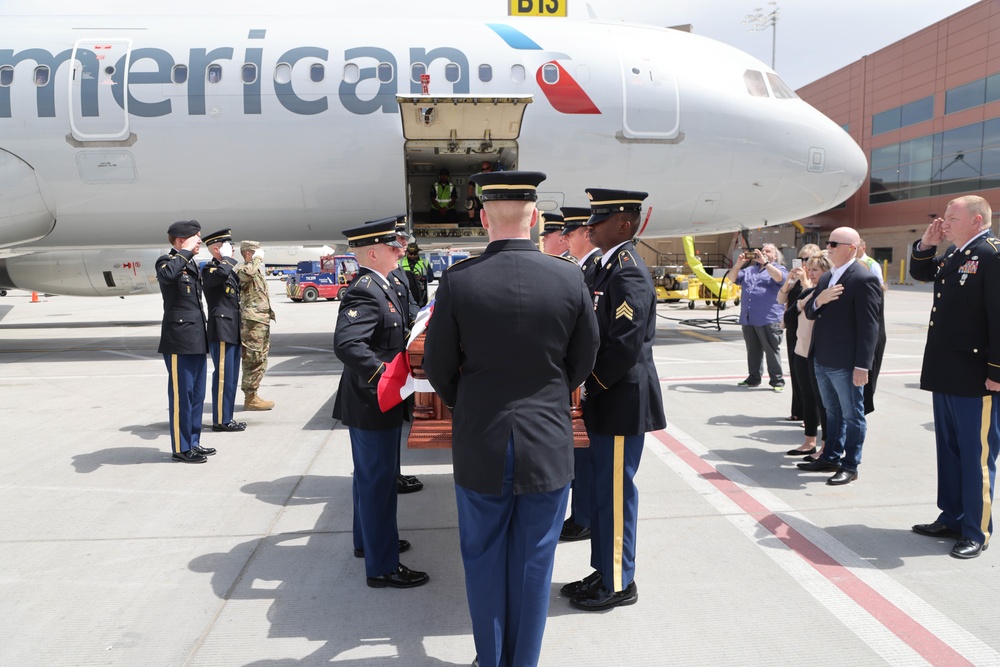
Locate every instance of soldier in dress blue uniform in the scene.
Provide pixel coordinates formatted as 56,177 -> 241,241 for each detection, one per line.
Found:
539,211 -> 568,256
333,218 -> 428,589
909,195 -> 1000,559
562,188 -> 666,611
558,206 -> 602,542
156,220 -> 215,464
201,229 -> 247,433
423,171 -> 598,667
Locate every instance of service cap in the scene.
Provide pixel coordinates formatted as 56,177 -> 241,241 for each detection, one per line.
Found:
167,219 -> 201,238
240,240 -> 260,254
584,188 -> 649,225
343,218 -> 405,248
539,212 -> 565,237
202,228 -> 232,245
469,170 -> 546,202
559,207 -> 592,235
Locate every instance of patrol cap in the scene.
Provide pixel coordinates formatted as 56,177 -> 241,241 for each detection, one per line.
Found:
539,212 -> 565,237
469,170 -> 546,202
559,207 -> 592,235
202,228 -> 232,245
240,240 -> 260,253
343,218 -> 405,248
167,219 -> 201,238
584,188 -> 649,225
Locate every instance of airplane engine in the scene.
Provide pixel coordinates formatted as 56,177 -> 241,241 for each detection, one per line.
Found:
0,149 -> 55,248
0,249 -> 162,297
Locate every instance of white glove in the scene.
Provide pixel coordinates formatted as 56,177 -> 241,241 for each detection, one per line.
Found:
252,249 -> 264,261
220,241 -> 233,258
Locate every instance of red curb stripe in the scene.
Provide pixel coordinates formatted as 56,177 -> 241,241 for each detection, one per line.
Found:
651,429 -> 973,667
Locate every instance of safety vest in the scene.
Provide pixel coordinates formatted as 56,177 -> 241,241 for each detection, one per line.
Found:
434,183 -> 454,207
401,257 -> 430,276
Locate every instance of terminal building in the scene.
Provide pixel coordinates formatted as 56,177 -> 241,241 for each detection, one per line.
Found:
797,0 -> 1000,282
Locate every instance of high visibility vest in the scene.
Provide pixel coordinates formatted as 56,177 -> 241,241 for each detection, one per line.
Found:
434,183 -> 454,207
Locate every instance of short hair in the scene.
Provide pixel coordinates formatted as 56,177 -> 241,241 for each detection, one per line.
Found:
950,195 -> 992,228
805,254 -> 832,273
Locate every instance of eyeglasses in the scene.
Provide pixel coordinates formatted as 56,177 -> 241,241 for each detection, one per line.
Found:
826,240 -> 853,248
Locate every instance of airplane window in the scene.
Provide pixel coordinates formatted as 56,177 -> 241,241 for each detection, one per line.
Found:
445,63 -> 460,83
0,66 -> 13,87
743,70 -> 767,97
411,63 -> 426,83
241,64 -> 257,84
34,65 -> 50,86
511,64 -> 525,83
343,63 -> 359,84
207,64 -> 222,83
479,64 -> 492,82
377,62 -> 393,83
575,64 -> 591,84
275,62 -> 292,84
172,65 -> 188,84
767,73 -> 797,99
310,64 -> 324,83
541,63 -> 559,85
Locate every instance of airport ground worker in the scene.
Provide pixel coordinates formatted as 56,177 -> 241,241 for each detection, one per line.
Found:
237,240 -> 276,410
399,243 -> 433,308
430,168 -> 458,223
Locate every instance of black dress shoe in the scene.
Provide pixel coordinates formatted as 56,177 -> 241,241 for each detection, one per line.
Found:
212,420 -> 247,432
912,521 -> 961,539
354,539 -> 411,559
396,475 -> 424,494
570,581 -> 638,611
950,538 -> 988,559
559,519 -> 591,542
366,563 -> 429,588
172,450 -> 207,464
827,469 -> 858,485
786,446 -> 817,456
560,570 -> 602,597
796,459 -> 840,472
192,445 -> 216,456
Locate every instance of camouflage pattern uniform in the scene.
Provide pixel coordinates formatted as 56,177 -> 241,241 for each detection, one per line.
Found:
237,242 -> 276,397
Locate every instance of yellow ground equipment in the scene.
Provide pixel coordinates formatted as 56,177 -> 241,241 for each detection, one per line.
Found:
681,236 -> 740,309
651,266 -> 688,302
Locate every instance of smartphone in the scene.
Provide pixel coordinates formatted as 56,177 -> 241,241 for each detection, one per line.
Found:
792,258 -> 802,269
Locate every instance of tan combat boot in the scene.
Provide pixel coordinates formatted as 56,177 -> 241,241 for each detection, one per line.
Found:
244,392 -> 275,411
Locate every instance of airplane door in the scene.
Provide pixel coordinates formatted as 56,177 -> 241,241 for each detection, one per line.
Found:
69,39 -> 132,142
396,95 -> 532,144
620,50 -> 680,141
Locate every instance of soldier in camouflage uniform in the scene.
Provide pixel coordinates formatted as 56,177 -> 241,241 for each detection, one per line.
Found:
238,240 -> 276,410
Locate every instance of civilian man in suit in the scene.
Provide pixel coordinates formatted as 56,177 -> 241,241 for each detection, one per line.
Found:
797,226 -> 881,485
910,195 -> 1000,559
423,171 -> 598,667
201,229 -> 247,433
156,220 -> 215,464
562,189 -> 666,612
558,206 -> 602,542
332,218 -> 427,589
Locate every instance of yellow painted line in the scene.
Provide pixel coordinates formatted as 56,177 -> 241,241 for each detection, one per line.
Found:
679,330 -> 724,342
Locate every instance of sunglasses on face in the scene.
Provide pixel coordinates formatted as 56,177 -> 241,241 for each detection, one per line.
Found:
826,240 -> 852,248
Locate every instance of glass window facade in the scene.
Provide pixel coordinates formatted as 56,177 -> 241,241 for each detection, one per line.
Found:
872,96 -> 933,135
946,73 -> 1000,114
870,116 -> 1000,204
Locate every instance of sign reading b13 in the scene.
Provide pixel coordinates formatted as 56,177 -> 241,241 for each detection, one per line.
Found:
509,0 -> 567,17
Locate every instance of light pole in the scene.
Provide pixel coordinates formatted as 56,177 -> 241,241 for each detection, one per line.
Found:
743,1 -> 779,70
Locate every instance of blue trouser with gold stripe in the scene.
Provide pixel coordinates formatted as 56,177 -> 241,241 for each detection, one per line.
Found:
932,392 -> 1000,545
586,431 -> 644,592
349,426 -> 401,577
455,439 -> 569,667
163,353 -> 206,454
209,341 -> 241,426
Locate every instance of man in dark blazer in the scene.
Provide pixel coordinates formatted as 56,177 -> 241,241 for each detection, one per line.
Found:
332,218 -> 427,589
909,195 -> 1000,559
798,226 -> 881,485
423,171 -> 598,667
561,188 -> 666,612
156,220 -> 214,464
201,229 -> 247,433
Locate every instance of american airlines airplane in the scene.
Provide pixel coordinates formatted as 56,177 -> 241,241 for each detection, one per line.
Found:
0,9 -> 867,296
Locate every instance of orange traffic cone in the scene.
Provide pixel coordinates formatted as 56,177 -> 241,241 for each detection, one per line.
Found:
30,292 -> 39,303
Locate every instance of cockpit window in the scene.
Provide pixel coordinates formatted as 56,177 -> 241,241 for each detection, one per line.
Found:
767,73 -> 798,99
0,66 -> 13,87
743,70 -> 767,97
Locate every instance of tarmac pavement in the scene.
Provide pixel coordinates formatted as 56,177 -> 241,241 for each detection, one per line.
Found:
1,279 -> 998,666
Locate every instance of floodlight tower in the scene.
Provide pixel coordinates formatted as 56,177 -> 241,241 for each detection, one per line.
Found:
744,1 -> 780,70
